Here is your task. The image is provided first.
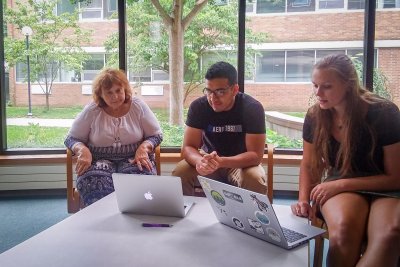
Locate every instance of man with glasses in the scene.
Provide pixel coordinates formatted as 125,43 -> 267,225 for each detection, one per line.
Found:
172,61 -> 267,195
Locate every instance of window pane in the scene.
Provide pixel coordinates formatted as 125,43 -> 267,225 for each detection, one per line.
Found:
4,0 -> 118,149
316,50 -> 345,61
377,0 -> 400,8
286,51 -> 315,82
255,51 -> 285,82
287,0 -> 316,12
246,0 -> 366,149
348,0 -> 365,9
57,0 -> 76,15
257,0 -> 286,13
319,0 -> 344,9
124,1 -> 239,147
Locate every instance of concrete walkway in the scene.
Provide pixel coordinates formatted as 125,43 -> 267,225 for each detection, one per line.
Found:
6,118 -> 73,127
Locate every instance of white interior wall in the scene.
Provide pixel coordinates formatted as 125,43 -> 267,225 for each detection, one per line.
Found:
0,162 -> 300,191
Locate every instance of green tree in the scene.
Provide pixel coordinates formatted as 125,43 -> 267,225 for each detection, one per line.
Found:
4,0 -> 91,110
104,0 -> 267,126
353,59 -> 392,100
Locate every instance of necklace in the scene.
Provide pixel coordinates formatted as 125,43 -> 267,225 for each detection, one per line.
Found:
113,118 -> 122,148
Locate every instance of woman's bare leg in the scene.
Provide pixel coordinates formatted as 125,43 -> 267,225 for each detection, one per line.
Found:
356,197 -> 400,267
321,192 -> 369,267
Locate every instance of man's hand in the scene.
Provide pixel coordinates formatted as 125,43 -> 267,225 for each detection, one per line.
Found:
195,151 -> 221,176
75,145 -> 92,176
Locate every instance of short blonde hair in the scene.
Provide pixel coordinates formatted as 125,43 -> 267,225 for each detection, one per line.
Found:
92,68 -> 132,107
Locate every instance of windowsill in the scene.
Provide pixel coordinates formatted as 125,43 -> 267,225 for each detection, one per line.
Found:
0,153 -> 302,165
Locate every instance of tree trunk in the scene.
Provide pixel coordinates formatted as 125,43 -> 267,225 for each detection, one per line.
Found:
168,16 -> 184,125
45,85 -> 50,111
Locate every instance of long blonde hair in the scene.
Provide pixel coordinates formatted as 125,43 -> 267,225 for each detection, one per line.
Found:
309,54 -> 384,180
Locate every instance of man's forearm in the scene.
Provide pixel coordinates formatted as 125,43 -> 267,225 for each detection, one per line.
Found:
182,146 -> 203,167
220,151 -> 262,169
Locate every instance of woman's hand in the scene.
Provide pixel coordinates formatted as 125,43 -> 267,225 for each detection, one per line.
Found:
291,201 -> 313,218
74,145 -> 92,176
130,143 -> 152,171
310,181 -> 343,206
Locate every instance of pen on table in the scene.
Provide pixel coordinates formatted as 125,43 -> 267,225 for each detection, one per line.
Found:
142,223 -> 173,227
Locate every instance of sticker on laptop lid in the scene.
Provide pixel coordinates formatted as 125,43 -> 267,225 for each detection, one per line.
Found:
250,194 -> 269,212
199,179 -> 211,192
217,206 -> 228,216
255,210 -> 270,225
211,190 -> 226,206
266,227 -> 281,242
247,218 -> 265,234
232,217 -> 245,230
223,190 -> 243,203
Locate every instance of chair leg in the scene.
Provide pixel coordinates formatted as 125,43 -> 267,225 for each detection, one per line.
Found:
313,235 -> 325,267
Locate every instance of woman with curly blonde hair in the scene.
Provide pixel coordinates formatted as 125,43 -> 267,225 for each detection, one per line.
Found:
65,68 -> 162,207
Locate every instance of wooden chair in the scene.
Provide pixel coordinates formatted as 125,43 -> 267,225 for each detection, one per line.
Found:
311,216 -> 329,267
66,145 -> 161,213
193,144 -> 275,202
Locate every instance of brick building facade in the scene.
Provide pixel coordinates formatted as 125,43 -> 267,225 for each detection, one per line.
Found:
6,3 -> 400,111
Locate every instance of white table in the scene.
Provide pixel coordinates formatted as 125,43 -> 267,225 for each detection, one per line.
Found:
0,193 -> 309,267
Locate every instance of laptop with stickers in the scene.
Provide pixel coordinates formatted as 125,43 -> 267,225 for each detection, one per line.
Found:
112,173 -> 194,218
198,176 -> 325,249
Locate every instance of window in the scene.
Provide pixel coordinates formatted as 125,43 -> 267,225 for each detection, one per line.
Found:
80,0 -> 103,20
348,0 -> 365,9
255,51 -> 285,82
82,54 -> 105,81
286,51 -> 315,82
57,0 -> 76,15
318,0 -> 344,9
377,0 -> 400,8
287,0 -> 316,12
257,0 -> 286,13
129,69 -> 152,83
316,50 -> 345,61
2,0 -> 399,153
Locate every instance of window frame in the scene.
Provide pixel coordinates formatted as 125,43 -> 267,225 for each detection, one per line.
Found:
0,0 -> 378,155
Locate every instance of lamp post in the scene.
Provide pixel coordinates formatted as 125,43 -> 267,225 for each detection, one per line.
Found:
21,26 -> 33,116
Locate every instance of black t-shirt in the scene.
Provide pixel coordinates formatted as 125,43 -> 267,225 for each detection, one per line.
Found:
303,101 -> 400,176
186,93 -> 266,157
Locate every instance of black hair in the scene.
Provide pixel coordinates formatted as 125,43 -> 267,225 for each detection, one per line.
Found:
205,61 -> 237,85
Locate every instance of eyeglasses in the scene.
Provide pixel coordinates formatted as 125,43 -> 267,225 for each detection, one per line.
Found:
203,86 -> 233,97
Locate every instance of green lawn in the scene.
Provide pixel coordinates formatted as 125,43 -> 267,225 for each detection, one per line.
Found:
6,106 -> 302,149
6,106 -> 84,119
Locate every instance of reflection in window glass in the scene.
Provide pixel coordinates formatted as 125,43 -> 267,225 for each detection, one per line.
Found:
287,0 -> 315,12
57,0 -> 76,15
316,50 -> 345,61
318,0 -> 344,9
80,0 -> 103,20
4,0 -> 118,149
286,51 -> 315,82
16,62 -> 27,82
255,51 -> 285,82
257,0 -> 286,13
83,54 -> 105,81
348,0 -> 365,9
377,0 -> 400,8
129,69 -> 152,83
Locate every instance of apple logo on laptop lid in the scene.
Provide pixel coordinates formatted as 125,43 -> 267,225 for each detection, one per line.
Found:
144,191 -> 153,200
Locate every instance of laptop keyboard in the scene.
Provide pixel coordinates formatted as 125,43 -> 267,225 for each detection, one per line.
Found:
282,227 -> 307,243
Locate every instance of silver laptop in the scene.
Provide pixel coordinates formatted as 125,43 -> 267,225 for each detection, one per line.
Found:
112,173 -> 194,218
198,176 -> 325,249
